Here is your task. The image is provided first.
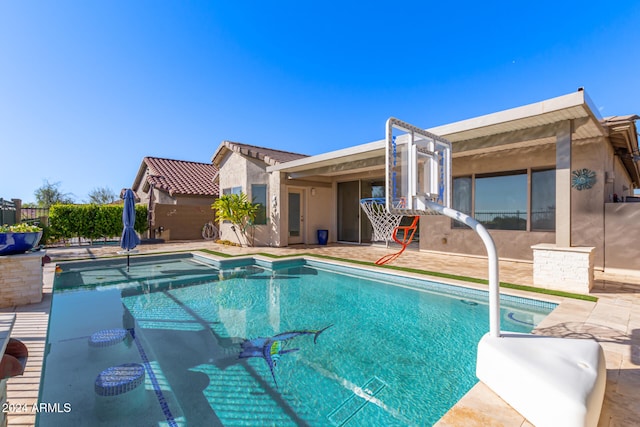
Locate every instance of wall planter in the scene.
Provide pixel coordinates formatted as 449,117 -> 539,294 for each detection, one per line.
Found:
0,225 -> 43,256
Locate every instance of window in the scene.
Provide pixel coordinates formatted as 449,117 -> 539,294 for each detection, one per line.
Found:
452,176 -> 472,228
475,172 -> 527,230
222,186 -> 242,195
531,169 -> 555,231
220,186 -> 243,223
251,184 -> 267,225
450,169 -> 555,232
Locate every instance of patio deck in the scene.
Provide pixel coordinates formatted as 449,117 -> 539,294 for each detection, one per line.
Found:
2,241 -> 638,426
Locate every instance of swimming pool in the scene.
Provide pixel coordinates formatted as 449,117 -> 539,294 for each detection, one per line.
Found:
39,253 -> 556,426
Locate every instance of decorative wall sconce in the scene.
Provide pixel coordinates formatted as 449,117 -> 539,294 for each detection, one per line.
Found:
571,169 -> 596,190
311,188 -> 316,197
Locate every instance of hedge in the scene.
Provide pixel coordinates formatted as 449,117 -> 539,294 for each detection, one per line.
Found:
49,204 -> 148,242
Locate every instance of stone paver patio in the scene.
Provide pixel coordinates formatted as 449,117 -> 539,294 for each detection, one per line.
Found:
2,240 -> 638,426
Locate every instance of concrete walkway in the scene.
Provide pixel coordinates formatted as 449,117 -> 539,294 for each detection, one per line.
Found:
2,241 -> 638,426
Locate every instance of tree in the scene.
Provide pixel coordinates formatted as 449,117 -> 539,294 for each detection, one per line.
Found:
87,187 -> 117,205
34,180 -> 74,208
212,193 -> 259,246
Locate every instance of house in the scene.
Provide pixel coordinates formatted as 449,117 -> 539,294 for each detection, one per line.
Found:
131,156 -> 219,241
210,141 -> 308,246
213,90 -> 640,292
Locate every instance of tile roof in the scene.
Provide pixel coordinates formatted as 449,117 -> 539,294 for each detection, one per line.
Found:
211,141 -> 308,166
140,157 -> 219,197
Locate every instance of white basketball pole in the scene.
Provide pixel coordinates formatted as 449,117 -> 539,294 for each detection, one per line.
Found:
385,117 -> 500,338
424,200 -> 501,338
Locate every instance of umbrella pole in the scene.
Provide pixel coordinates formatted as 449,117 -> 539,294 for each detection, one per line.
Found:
127,252 -> 130,272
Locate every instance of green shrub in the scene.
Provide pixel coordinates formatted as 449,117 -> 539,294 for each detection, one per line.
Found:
49,204 -> 148,243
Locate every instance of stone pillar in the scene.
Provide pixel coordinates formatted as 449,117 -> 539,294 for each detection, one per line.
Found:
0,252 -> 44,307
532,244 -> 595,293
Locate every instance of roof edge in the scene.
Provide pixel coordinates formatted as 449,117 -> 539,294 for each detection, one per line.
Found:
267,140 -> 384,172
428,90 -> 595,137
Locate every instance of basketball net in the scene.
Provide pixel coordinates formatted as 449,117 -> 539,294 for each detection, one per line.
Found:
359,198 -> 404,247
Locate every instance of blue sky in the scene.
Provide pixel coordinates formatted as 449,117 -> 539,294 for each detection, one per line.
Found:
1,1 -> 639,204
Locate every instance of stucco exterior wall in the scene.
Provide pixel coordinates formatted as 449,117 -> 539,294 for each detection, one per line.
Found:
173,195 -> 216,206
268,172 -> 283,247
218,151 -> 248,245
422,216 -> 555,260
604,202 -> 640,274
571,138 -> 634,269
279,182 -> 332,246
420,142 -> 556,260
421,134 -> 635,264
152,204 -> 215,241
246,157 -> 270,246
570,139 -> 606,268
218,151 -> 248,195
304,185 -> 332,244
136,186 -> 214,206
217,151 -> 273,246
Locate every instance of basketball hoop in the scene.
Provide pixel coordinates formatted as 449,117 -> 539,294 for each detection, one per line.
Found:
359,198 -> 404,247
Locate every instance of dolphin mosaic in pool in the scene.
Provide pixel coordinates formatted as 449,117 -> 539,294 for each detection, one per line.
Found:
238,325 -> 332,388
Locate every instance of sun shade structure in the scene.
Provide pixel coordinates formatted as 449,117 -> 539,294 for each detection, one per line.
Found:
120,189 -> 140,272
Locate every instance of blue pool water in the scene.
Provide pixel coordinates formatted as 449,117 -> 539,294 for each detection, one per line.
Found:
39,254 -> 556,426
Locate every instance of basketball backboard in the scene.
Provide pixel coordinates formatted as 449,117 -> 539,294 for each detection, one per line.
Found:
385,117 -> 452,215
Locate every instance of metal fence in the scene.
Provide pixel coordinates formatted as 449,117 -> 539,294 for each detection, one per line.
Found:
20,207 -> 50,225
474,210 -> 527,230
0,198 -> 17,226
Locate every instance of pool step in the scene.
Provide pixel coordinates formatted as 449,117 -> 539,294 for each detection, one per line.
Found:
326,376 -> 387,426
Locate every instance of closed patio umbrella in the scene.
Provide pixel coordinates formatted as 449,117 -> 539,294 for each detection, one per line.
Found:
120,189 -> 140,272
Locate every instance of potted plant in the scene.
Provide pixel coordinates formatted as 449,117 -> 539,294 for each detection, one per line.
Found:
0,223 -> 43,256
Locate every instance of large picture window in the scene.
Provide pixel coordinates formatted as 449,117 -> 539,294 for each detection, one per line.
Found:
531,169 -> 555,231
450,169 -> 556,232
251,184 -> 267,225
475,172 -> 527,230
